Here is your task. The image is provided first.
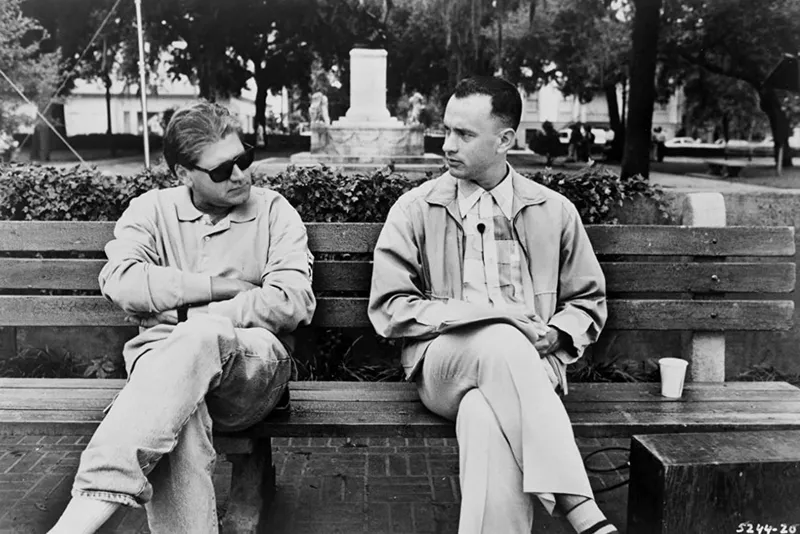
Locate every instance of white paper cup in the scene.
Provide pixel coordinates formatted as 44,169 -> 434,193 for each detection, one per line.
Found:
659,358 -> 689,398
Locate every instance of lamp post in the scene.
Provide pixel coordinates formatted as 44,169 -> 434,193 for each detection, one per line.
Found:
134,0 -> 150,168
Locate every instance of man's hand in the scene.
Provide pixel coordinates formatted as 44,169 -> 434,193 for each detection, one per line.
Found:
125,310 -> 178,328
534,326 -> 571,356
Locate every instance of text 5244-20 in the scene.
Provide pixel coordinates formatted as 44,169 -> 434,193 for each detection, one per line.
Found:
736,524 -> 799,534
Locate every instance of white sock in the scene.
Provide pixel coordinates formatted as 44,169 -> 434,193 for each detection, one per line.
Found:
564,498 -> 617,534
47,496 -> 120,534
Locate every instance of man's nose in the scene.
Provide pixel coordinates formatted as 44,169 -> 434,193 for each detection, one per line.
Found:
442,132 -> 456,153
229,165 -> 249,183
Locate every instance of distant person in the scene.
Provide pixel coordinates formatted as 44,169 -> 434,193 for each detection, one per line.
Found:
567,123 -> 583,162
654,127 -> 667,162
47,102 -> 315,534
580,124 -> 595,162
541,120 -> 561,166
369,75 -> 615,534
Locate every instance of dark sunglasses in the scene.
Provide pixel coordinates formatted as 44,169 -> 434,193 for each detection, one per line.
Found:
186,145 -> 255,183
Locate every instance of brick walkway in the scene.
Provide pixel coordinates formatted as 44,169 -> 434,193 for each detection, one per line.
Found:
0,435 -> 630,533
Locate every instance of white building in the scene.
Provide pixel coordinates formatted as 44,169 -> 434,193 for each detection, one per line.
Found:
517,81 -> 684,146
62,76 -> 258,137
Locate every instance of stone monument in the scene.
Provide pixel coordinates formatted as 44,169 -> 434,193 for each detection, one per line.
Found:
290,48 -> 443,171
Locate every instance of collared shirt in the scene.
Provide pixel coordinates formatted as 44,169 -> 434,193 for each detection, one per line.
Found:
457,170 -> 526,311
99,185 -> 315,333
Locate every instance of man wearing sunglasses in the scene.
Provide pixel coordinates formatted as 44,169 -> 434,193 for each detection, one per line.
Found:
49,102 -> 316,534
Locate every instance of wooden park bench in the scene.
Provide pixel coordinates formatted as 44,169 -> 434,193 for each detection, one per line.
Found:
1,193 -> 799,532
704,158 -> 775,178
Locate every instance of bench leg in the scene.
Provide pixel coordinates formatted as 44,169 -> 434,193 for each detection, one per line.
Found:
221,438 -> 275,534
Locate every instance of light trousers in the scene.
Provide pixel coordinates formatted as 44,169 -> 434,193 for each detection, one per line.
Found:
416,324 -> 593,534
71,314 -> 291,534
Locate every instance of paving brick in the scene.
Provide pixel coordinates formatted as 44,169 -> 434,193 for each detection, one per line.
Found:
0,433 -> 631,533
367,453 -> 388,476
389,502 -> 415,531
388,454 -> 409,476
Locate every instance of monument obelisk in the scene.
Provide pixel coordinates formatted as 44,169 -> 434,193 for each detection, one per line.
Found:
290,48 -> 443,170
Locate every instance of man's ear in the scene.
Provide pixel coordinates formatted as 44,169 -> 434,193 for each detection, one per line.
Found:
175,165 -> 193,187
497,127 -> 517,153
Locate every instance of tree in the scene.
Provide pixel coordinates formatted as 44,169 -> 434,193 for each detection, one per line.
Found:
1,0 -> 60,160
620,0 -> 661,179
682,69 -> 769,141
661,0 -> 800,167
549,0 -> 630,160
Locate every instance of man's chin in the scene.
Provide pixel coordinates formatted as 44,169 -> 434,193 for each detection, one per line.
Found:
229,185 -> 251,204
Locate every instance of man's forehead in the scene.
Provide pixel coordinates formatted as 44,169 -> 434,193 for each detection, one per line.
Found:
444,94 -> 496,127
196,135 -> 243,167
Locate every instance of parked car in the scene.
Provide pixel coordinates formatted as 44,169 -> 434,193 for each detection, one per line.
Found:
664,136 -> 699,147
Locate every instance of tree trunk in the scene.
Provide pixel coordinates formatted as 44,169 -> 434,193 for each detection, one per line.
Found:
620,0 -> 661,179
604,82 -> 624,162
758,87 -> 793,168
254,64 -> 268,132
104,74 -> 115,157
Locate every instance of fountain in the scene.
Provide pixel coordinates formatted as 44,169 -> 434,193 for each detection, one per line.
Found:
290,48 -> 444,172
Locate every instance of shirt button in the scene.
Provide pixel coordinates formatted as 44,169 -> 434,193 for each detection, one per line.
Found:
203,236 -> 210,242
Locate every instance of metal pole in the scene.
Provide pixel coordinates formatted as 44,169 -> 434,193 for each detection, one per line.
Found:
134,0 -> 150,168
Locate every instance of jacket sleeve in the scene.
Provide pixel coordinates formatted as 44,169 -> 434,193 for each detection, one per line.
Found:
99,193 -> 213,314
368,200 -> 539,340
546,201 -> 608,363
207,195 -> 316,333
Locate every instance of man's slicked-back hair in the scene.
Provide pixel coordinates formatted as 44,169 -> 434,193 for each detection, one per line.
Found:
452,76 -> 522,131
163,101 -> 242,175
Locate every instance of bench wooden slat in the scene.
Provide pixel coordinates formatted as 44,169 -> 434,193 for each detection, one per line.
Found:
0,296 -> 793,330
7,395 -> 800,416
1,378 -> 797,400
588,225 -> 795,256
3,259 -> 795,294
3,381 -> 800,439
1,222 -> 794,257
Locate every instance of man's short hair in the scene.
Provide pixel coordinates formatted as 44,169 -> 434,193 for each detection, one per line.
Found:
163,101 -> 242,175
452,76 -> 522,131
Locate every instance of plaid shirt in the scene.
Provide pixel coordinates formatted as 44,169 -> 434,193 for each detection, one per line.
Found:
457,174 -> 528,314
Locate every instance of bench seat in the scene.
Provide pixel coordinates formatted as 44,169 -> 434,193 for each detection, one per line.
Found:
3,378 -> 800,440
704,158 -> 774,177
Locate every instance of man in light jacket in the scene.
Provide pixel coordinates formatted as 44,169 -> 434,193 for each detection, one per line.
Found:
49,102 -> 315,534
368,76 -> 615,534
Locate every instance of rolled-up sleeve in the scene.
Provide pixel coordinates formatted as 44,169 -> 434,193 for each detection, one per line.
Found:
207,195 -> 316,333
547,202 -> 607,362
99,193 -> 213,314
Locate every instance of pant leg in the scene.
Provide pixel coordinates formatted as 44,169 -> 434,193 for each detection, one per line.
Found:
456,389 -> 534,534
145,401 -> 218,534
417,323 -> 592,519
72,314 -> 287,507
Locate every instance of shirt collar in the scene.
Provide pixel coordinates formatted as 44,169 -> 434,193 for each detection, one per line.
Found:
175,185 -> 258,223
457,166 -> 514,220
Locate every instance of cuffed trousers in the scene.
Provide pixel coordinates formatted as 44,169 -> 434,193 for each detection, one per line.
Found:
416,324 -> 593,534
71,314 -> 291,534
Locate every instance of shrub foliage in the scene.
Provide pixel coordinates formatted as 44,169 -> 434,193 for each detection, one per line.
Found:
1,161 -> 665,224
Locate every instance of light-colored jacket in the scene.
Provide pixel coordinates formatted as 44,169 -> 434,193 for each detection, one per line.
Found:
368,167 -> 607,393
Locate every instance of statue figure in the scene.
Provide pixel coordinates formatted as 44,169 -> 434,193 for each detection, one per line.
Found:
407,91 -> 425,126
309,90 -> 331,126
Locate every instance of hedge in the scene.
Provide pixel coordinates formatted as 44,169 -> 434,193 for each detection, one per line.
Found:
0,162 -> 666,225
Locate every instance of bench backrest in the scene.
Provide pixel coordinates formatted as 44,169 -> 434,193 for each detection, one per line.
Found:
0,221 -> 795,333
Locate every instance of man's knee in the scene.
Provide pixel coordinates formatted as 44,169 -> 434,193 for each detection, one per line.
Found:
457,389 -> 495,429
471,324 -> 539,363
170,314 -> 237,351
